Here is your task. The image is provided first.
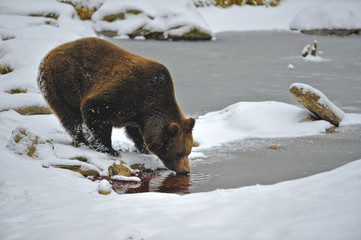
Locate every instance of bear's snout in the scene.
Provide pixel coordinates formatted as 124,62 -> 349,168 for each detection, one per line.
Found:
175,156 -> 190,175
163,156 -> 190,175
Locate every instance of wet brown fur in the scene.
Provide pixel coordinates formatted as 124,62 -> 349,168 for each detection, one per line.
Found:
38,37 -> 195,174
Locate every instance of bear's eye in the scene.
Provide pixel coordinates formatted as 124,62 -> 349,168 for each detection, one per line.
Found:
168,123 -> 179,136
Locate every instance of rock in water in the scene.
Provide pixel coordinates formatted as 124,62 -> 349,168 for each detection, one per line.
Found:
289,83 -> 345,126
302,44 -> 311,57
310,40 -> 318,56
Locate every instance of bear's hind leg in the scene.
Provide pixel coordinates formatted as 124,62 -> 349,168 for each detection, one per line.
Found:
125,126 -> 149,154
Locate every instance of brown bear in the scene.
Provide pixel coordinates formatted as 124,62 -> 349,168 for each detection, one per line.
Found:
37,37 -> 195,174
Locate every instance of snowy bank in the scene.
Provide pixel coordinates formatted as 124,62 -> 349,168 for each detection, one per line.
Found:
1,142 -> 361,239
193,101 -> 333,149
1,103 -> 361,239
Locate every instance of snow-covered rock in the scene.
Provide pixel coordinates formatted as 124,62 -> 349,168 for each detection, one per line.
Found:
98,179 -> 112,195
92,0 -> 213,40
290,2 -> 361,36
7,126 -> 54,159
108,162 -> 131,177
289,83 -> 345,127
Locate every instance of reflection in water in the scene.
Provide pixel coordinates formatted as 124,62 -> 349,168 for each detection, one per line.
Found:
151,173 -> 191,194
109,170 -> 209,194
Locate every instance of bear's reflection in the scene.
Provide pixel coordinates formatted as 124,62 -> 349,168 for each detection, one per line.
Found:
156,173 -> 191,194
112,171 -> 191,194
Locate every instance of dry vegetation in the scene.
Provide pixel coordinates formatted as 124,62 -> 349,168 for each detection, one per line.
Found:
195,0 -> 281,7
0,65 -> 13,75
60,0 -> 99,20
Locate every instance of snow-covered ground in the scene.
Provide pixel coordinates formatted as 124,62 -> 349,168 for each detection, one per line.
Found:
1,0 -> 361,239
1,105 -> 361,240
1,146 -> 361,240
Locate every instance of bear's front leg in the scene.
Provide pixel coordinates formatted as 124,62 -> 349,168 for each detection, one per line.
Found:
82,100 -> 120,156
87,123 -> 120,156
125,126 -> 149,154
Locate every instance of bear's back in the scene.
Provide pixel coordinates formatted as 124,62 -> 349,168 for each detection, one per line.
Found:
38,38 -> 173,108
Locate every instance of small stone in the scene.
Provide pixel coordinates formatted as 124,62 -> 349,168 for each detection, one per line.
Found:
269,145 -> 280,150
98,179 -> 112,195
325,126 -> 338,133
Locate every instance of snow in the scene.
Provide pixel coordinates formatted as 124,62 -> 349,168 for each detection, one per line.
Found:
342,114 -> 361,126
1,0 -> 361,239
1,101 -> 361,239
1,144 -> 361,239
111,175 -> 141,182
0,92 -> 48,110
194,101 -> 334,149
290,2 -> 361,30
302,54 -> 328,62
198,0 -> 361,33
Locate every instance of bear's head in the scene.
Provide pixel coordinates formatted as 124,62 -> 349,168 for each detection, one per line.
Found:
144,118 -> 195,174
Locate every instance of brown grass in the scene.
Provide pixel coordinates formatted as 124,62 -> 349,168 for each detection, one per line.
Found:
0,65 -> 13,74
60,1 -> 98,20
28,12 -> 59,20
215,0 -> 280,7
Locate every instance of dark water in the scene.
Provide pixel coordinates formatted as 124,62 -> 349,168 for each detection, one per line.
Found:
109,31 -> 361,194
108,171 -> 210,195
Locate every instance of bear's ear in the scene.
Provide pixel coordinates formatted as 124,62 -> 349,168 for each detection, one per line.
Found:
168,123 -> 180,136
188,118 -> 195,132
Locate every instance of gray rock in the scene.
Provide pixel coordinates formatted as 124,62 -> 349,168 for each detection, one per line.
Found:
299,29 -> 361,36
